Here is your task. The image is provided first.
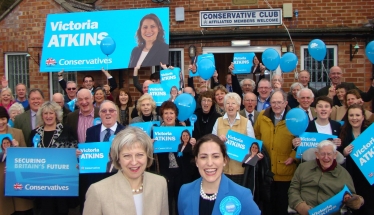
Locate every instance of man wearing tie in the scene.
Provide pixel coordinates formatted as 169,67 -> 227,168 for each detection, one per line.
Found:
296,88 -> 317,121
226,73 -> 233,92
240,92 -> 259,126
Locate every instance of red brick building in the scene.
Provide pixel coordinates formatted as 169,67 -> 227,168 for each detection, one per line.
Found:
1,0 -> 373,101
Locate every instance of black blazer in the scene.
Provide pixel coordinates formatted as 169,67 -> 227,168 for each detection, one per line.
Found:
128,40 -> 169,68
65,108 -> 100,139
306,119 -> 341,136
85,122 -> 125,143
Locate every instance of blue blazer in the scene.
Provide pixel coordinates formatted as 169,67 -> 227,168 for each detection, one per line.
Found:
178,174 -> 261,215
85,122 -> 125,143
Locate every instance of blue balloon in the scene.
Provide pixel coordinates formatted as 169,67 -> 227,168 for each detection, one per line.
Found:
262,48 -> 280,71
93,117 -> 102,126
308,39 -> 326,61
67,99 -> 76,112
365,41 -> 374,64
8,120 -> 14,128
280,52 -> 298,73
174,93 -> 196,121
100,37 -> 116,55
285,108 -> 309,136
198,58 -> 215,80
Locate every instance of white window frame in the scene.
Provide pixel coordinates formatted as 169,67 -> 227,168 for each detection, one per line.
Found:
151,48 -> 184,73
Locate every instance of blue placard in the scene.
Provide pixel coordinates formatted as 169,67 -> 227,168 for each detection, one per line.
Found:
233,53 -> 254,74
160,68 -> 181,93
226,130 -> 263,162
7,120 -> 14,128
5,148 -> 78,196
296,132 -> 337,159
131,121 -> 160,136
148,84 -> 170,106
40,8 -> 169,72
0,134 -> 13,153
78,142 -> 111,173
308,185 -> 351,215
350,123 -> 374,185
153,126 -> 193,153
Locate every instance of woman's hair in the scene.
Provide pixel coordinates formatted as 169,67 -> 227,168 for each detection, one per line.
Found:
252,55 -> 258,64
159,101 -> 179,119
0,88 -> 14,102
344,89 -> 361,107
136,94 -> 156,116
93,88 -> 107,101
8,103 -> 24,115
223,92 -> 242,107
115,88 -> 133,107
213,85 -> 228,102
193,134 -> 228,160
197,90 -> 215,105
335,83 -> 350,93
1,137 -> 11,150
180,129 -> 191,143
340,104 -> 370,141
110,127 -> 154,169
169,86 -> 178,100
290,82 -> 304,91
250,142 -> 260,153
36,101 -> 63,126
136,14 -> 165,46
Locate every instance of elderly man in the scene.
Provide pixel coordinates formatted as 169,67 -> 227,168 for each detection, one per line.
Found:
14,89 -> 44,146
318,66 -> 374,106
256,79 -> 272,112
240,78 -> 256,94
254,90 -> 295,215
298,70 -> 318,97
288,140 -> 363,215
297,88 -> 316,121
15,83 -> 29,109
63,81 -> 78,104
52,93 -> 71,123
271,74 -> 283,90
240,92 -> 259,125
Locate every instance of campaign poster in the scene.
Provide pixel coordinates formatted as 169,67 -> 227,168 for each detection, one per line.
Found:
0,133 -> 13,154
78,142 -> 111,173
153,126 -> 193,153
130,121 -> 160,136
5,148 -> 78,196
232,53 -> 255,74
226,130 -> 263,163
148,84 -> 170,106
160,67 -> 181,92
350,123 -> 374,185
296,132 -> 337,159
308,185 -> 351,215
40,7 -> 169,72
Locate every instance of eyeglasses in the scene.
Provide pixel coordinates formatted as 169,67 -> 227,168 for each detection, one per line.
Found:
244,99 -> 256,102
100,109 -> 117,114
270,101 -> 285,106
318,152 -> 334,157
67,88 -> 76,91
258,87 -> 270,90
201,99 -> 213,103
84,80 -> 93,83
242,84 -> 252,87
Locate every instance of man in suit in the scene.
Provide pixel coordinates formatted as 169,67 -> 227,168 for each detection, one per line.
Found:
298,70 -> 318,97
65,89 -> 99,143
14,89 -> 44,146
240,92 -> 259,126
296,88 -> 317,121
318,66 -> 374,106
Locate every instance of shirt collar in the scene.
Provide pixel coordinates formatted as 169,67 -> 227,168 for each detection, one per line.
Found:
222,112 -> 241,120
79,108 -> 94,117
101,123 -> 118,132
274,109 -> 285,120
245,109 -> 254,116
30,110 -> 37,116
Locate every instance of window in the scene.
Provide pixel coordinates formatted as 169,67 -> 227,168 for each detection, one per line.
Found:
4,53 -> 30,97
49,72 -> 77,98
152,48 -> 184,73
300,45 -> 337,90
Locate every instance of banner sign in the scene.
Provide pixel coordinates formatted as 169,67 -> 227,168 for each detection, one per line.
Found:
131,121 -> 160,136
296,132 -> 337,159
308,185 -> 351,215
160,68 -> 181,93
78,142 -> 111,173
40,8 -> 169,72
148,84 -> 170,106
5,148 -> 78,196
0,134 -> 13,153
350,123 -> 374,185
226,130 -> 263,162
200,9 -> 282,27
233,53 -> 255,74
153,126 -> 193,153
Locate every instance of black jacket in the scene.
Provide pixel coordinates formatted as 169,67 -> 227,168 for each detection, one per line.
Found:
306,119 -> 341,136
192,107 -> 221,140
128,40 -> 169,68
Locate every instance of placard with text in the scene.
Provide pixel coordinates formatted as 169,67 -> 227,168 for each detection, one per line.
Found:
78,142 -> 111,174
153,126 -> 193,153
226,130 -> 263,162
296,132 -> 337,159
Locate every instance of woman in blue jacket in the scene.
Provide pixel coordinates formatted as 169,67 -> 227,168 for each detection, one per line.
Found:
178,134 -> 261,215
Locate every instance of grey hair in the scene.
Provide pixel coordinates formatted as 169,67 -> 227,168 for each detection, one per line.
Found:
317,140 -> 337,153
1,88 -> 15,101
290,82 -> 304,91
99,100 -> 117,111
240,78 -> 256,89
297,88 -> 315,98
224,92 -> 242,107
272,74 -> 284,84
269,90 -> 288,102
36,101 -> 63,126
8,103 -> 25,115
66,81 -> 77,86
110,127 -> 154,170
136,94 -> 156,116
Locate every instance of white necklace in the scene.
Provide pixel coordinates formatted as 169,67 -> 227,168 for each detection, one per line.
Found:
132,184 -> 143,193
200,181 -> 217,201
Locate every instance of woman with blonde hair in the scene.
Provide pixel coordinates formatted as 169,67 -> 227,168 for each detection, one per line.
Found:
131,94 -> 161,123
0,88 -> 15,110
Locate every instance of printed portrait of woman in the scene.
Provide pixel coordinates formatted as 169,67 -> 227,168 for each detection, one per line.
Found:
0,136 -> 12,162
128,13 -> 169,68
242,142 -> 260,166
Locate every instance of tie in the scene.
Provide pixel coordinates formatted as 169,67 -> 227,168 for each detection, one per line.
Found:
248,113 -> 254,125
103,128 -> 111,142
306,110 -> 311,121
229,86 -> 232,92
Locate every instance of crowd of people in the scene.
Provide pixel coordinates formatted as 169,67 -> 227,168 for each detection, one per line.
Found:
0,58 -> 373,215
